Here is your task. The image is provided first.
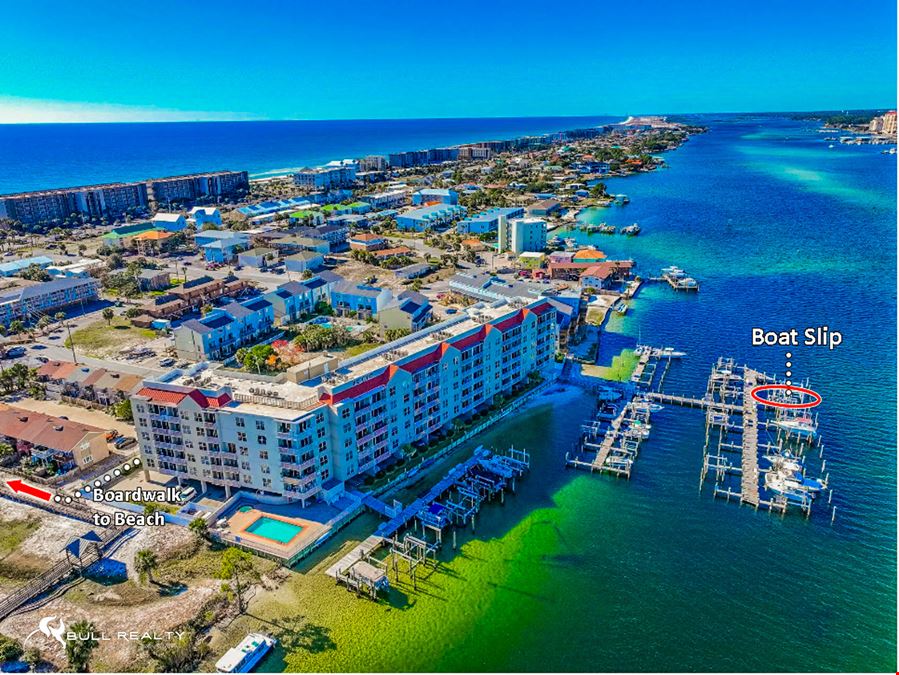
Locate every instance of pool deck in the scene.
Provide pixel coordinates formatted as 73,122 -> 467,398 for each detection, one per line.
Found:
227,507 -> 328,556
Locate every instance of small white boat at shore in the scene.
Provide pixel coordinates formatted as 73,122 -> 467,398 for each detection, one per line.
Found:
216,634 -> 276,673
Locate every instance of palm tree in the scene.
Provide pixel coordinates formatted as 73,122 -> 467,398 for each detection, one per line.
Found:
102,308 -> 115,326
134,548 -> 158,585
65,620 -> 98,673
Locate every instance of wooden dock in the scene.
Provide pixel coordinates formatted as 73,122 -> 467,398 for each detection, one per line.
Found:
739,370 -> 761,506
325,535 -> 385,580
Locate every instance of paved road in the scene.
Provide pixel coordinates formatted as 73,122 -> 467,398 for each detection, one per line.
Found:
14,342 -> 163,377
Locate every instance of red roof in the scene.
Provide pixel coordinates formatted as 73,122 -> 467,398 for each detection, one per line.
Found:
398,343 -> 451,374
494,310 -> 526,332
322,366 -> 397,405
136,387 -> 231,408
450,325 -> 493,352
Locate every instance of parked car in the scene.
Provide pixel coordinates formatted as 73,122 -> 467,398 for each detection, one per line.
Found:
105,430 -> 120,442
177,486 -> 197,504
159,357 -> 176,367
114,436 -> 136,450
3,346 -> 26,359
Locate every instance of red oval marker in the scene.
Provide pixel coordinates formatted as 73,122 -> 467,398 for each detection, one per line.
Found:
750,384 -> 822,409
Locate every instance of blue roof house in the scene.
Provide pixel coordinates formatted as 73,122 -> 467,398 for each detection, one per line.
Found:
330,281 -> 393,319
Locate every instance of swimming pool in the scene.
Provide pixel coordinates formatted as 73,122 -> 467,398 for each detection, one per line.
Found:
245,516 -> 303,544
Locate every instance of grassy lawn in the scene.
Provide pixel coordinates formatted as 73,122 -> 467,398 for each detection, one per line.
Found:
592,348 -> 639,382
65,317 -> 156,354
585,307 -> 607,326
343,342 -> 380,357
0,517 -> 40,558
156,542 -> 276,585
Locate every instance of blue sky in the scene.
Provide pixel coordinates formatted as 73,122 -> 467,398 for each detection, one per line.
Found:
0,0 -> 895,122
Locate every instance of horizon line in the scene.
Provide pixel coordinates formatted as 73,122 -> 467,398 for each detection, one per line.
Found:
0,107 -> 894,126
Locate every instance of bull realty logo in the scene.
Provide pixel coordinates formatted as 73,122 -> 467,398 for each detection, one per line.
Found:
24,616 -> 67,648
24,615 -> 185,650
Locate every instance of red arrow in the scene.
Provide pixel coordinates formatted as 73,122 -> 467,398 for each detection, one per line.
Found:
6,479 -> 52,501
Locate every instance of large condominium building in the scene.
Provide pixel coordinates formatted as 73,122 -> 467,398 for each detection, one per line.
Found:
0,182 -> 150,225
148,171 -> 249,204
498,216 -> 547,254
292,166 -> 357,190
131,299 -> 557,505
870,110 -> 897,135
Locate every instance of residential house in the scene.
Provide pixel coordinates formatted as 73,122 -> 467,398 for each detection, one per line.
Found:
237,247 -> 277,269
349,233 -> 387,252
264,281 -> 316,325
137,268 -> 171,291
48,258 -> 104,279
284,250 -> 324,274
330,281 -> 393,319
197,231 -> 250,263
378,291 -> 432,332
188,206 -> 222,228
151,213 -> 188,232
412,188 -> 459,205
0,403 -> 109,474
394,263 -> 432,281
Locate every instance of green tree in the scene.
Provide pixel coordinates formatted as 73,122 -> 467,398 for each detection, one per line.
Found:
188,516 -> 208,542
65,620 -> 98,672
219,547 -> 259,613
112,398 -> 132,421
102,308 -> 115,325
0,633 -> 23,662
140,628 -> 206,672
134,548 -> 158,585
8,320 -> 24,335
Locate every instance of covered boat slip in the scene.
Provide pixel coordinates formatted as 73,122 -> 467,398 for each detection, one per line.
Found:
325,445 -> 530,598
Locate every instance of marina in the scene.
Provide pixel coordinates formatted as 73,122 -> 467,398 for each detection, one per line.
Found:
566,344 -> 833,520
325,445 -> 531,599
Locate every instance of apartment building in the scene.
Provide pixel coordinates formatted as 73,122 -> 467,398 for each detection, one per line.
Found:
173,296 -> 274,361
292,166 -> 357,190
0,182 -> 149,225
0,277 -> 99,324
131,299 -> 557,505
148,171 -> 249,203
497,217 -> 547,254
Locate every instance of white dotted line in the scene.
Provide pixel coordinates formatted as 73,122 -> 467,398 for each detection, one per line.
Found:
57,458 -> 142,502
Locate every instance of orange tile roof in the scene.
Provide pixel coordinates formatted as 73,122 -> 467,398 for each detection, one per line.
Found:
134,230 -> 175,241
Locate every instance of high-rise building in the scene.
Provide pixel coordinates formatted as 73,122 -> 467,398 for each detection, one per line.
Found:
498,217 -> 547,254
148,170 -> 249,203
292,166 -> 357,190
0,182 -> 149,225
131,299 -> 557,505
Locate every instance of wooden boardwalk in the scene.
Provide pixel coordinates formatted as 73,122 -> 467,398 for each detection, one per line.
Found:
644,391 -> 741,413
